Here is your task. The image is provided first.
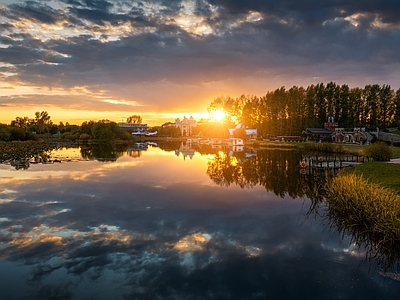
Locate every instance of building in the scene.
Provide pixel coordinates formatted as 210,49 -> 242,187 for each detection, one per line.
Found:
118,122 -> 148,133
228,123 -> 258,140
303,108 -> 337,141
175,116 -> 197,136
175,142 -> 195,160
331,128 -> 366,143
303,108 -> 366,143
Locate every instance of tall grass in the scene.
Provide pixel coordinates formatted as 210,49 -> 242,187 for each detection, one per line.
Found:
324,174 -> 400,266
361,141 -> 392,161
302,142 -> 345,153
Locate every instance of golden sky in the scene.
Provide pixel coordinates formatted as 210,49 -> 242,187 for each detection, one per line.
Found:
1,0 -> 400,126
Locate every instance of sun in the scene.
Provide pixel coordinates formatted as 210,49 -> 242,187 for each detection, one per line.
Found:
210,109 -> 226,123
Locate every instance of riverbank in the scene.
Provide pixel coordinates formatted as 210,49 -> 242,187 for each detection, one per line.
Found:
340,161 -> 400,193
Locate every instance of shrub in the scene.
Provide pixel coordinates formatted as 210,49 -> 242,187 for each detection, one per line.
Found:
362,141 -> 392,161
79,133 -> 91,141
303,142 -> 344,153
61,132 -> 79,141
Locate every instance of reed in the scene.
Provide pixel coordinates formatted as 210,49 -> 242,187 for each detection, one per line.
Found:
361,141 -> 392,161
324,174 -> 400,266
302,142 -> 345,153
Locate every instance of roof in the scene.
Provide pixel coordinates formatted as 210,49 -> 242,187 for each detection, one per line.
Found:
304,128 -> 332,134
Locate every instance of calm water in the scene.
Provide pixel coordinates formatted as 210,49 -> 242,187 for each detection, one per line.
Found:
0,142 -> 399,299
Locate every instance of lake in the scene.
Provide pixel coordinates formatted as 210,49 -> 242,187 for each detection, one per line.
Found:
0,142 -> 399,299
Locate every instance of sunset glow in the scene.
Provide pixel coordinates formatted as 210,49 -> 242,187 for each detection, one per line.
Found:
1,0 -> 400,126
210,109 -> 226,123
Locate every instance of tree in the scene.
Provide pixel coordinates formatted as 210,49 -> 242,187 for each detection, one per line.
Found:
126,115 -> 142,124
378,84 -> 394,129
34,111 -> 52,134
81,120 -> 96,134
0,124 -> 11,141
11,116 -> 30,131
394,88 -> 400,127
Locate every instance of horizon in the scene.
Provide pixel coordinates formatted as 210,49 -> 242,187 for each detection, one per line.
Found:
1,0 -> 400,126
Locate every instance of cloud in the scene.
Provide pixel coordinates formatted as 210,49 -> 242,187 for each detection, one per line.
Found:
0,0 -> 400,123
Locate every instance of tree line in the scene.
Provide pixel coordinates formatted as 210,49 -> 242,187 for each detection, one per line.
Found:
208,82 -> 400,137
0,113 -> 143,142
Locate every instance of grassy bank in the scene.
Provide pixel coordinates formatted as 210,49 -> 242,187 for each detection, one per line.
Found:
324,173 -> 400,265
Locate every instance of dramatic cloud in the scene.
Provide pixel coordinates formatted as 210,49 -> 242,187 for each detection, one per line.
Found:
0,0 -> 399,124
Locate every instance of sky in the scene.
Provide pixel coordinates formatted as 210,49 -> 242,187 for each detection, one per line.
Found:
1,0 -> 400,126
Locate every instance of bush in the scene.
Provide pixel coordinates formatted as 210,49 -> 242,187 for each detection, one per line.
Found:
61,132 -> 79,141
79,133 -> 91,141
362,141 -> 392,161
303,142 -> 344,153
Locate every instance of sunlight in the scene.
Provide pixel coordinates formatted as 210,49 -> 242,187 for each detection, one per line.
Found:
210,109 -> 226,123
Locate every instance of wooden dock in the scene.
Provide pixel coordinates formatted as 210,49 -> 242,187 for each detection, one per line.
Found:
299,155 -> 369,171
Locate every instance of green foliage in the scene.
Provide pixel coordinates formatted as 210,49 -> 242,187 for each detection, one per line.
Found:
61,132 -> 79,141
79,133 -> 91,141
0,125 -> 11,141
115,129 -> 132,140
91,122 -> 118,141
81,121 -> 96,134
90,121 -> 129,141
156,124 -> 181,137
362,141 -> 392,161
9,127 -> 26,140
302,142 -> 345,153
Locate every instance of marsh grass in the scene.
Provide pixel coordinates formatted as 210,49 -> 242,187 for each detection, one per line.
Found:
247,141 -> 297,149
301,142 -> 345,153
325,174 -> 400,266
342,144 -> 400,158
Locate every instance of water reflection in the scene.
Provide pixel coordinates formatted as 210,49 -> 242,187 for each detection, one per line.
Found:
325,202 -> 400,269
0,143 -> 399,299
204,147 -> 400,269
206,148 -> 330,200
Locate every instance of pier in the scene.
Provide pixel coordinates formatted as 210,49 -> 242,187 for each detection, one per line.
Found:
299,155 -> 370,171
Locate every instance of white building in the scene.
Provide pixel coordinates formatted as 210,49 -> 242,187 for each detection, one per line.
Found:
118,122 -> 148,133
175,116 -> 197,136
228,123 -> 258,139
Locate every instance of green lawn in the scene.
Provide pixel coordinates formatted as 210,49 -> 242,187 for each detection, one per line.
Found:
341,144 -> 400,158
341,161 -> 400,192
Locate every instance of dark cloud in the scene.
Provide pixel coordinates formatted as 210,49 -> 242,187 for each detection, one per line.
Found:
7,1 -> 62,24
0,0 -> 400,113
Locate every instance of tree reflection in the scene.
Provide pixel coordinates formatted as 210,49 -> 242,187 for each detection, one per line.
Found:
0,141 -> 58,170
207,149 -> 331,199
80,143 -> 128,161
206,148 -> 400,268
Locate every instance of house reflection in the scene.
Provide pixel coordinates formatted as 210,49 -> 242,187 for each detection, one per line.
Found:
175,142 -> 195,160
